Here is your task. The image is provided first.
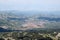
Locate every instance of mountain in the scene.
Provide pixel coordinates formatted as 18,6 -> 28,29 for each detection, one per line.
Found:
38,17 -> 60,21
0,27 -> 12,32
0,11 -> 60,30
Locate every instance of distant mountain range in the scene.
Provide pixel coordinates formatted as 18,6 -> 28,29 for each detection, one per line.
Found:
38,17 -> 60,21
0,11 -> 60,31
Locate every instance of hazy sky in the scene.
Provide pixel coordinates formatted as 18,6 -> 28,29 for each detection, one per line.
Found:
0,0 -> 60,11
